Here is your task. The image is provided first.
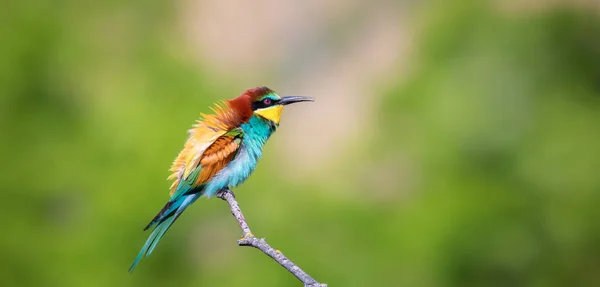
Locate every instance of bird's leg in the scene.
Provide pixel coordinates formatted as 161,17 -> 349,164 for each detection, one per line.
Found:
216,188 -> 235,199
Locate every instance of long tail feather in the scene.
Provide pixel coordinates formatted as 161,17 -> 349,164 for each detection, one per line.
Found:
129,194 -> 199,272
143,201 -> 175,231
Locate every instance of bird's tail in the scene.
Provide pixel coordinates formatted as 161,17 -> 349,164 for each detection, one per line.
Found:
129,194 -> 198,272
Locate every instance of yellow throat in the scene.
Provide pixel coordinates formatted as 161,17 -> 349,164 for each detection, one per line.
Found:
255,105 -> 284,125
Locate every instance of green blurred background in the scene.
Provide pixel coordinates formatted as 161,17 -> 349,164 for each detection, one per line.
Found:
2,0 -> 600,286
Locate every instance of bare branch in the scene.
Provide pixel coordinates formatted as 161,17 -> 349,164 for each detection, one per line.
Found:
216,188 -> 327,287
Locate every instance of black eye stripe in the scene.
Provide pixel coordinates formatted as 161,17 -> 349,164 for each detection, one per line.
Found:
251,98 -> 279,110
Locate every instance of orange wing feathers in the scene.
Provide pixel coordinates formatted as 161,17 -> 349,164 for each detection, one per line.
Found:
196,134 -> 241,185
168,94 -> 251,195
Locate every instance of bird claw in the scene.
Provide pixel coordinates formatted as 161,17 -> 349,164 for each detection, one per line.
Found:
216,189 -> 235,199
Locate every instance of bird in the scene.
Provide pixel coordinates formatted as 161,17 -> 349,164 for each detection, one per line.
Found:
129,86 -> 314,272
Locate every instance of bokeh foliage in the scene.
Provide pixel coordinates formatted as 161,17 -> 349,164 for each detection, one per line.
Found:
1,0 -> 599,286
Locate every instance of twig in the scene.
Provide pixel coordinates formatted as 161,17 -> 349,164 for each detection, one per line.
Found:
216,188 -> 327,287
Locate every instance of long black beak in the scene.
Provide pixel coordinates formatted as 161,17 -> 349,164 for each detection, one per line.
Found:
279,96 -> 315,105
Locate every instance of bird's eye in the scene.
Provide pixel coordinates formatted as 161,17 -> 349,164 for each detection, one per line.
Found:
263,98 -> 272,105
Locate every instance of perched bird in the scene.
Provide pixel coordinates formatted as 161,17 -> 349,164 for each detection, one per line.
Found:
129,87 -> 314,272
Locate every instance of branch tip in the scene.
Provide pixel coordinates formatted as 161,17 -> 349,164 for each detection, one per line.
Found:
219,188 -> 326,287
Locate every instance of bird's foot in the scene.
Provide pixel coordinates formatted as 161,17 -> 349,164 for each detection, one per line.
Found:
216,188 -> 235,199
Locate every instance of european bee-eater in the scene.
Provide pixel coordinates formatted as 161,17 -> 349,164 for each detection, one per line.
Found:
129,87 -> 314,272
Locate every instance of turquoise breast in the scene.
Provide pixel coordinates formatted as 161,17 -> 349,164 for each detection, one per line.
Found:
203,115 -> 277,196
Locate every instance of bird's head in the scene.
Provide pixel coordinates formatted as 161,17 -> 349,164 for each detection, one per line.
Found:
229,87 -> 314,125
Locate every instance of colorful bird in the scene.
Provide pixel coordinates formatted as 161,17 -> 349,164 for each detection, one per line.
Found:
129,87 -> 314,272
